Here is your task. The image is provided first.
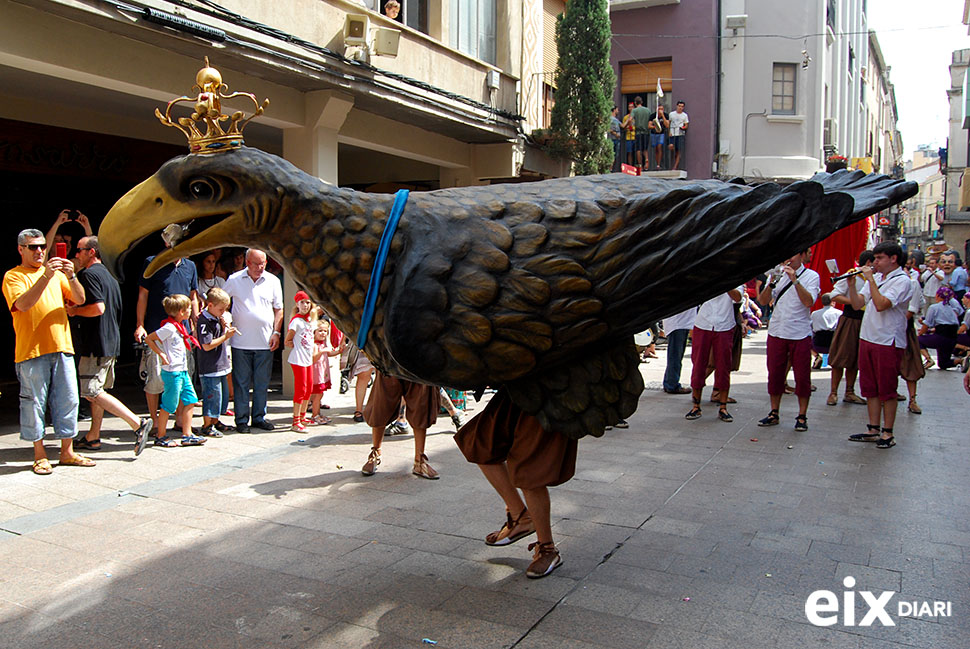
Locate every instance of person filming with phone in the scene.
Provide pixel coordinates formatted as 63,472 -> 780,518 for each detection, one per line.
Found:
46,209 -> 94,270
2,228 -> 93,475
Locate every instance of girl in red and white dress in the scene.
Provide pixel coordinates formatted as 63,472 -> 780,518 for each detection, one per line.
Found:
284,291 -> 317,432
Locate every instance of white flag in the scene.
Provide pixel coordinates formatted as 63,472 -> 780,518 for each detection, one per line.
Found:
656,78 -> 664,98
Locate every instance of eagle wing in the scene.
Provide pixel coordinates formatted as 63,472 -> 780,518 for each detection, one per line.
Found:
374,171 -> 914,438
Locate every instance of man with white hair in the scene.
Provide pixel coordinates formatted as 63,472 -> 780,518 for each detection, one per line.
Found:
223,249 -> 283,432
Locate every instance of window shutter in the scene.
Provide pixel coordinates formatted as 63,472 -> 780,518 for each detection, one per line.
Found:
620,61 -> 672,95
543,0 -> 565,76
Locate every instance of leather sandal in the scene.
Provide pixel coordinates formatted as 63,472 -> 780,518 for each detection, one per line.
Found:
485,508 -> 535,546
908,397 -> 921,414
717,402 -> 733,422
361,447 -> 381,476
826,392 -> 838,406
412,454 -> 439,480
32,458 -> 53,475
842,393 -> 866,405
526,541 -> 562,579
794,414 -> 808,431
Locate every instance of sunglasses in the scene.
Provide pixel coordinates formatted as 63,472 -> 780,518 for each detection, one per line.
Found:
24,244 -> 47,251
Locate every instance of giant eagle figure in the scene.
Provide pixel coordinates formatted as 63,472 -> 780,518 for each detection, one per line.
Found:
99,62 -> 918,439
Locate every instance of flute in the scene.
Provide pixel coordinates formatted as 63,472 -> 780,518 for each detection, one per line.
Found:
831,268 -> 865,282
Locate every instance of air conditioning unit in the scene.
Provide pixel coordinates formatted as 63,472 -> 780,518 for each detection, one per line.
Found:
344,14 -> 369,47
823,117 -> 838,147
373,27 -> 400,57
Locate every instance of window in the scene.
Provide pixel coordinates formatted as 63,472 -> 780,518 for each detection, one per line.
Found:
450,0 -> 496,64
542,83 -> 555,129
848,45 -> 855,76
403,0 -> 428,34
772,63 -> 796,115
826,0 -> 836,32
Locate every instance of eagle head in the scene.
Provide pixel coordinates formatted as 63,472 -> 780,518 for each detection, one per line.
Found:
99,147 -> 349,280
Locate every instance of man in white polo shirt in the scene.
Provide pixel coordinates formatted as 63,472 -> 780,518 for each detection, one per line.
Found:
223,249 -> 283,433
757,251 -> 820,431
662,306 -> 697,395
846,241 -> 913,449
685,288 -> 743,423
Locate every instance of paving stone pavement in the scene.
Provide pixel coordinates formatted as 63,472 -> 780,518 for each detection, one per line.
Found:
0,331 -> 968,648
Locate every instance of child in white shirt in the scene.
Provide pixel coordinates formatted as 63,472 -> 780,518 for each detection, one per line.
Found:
145,294 -> 205,447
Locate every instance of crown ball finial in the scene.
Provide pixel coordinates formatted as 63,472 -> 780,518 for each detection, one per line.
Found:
196,66 -> 223,90
157,57 -> 269,154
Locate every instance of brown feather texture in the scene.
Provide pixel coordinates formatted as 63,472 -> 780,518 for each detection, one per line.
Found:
100,147 -> 917,438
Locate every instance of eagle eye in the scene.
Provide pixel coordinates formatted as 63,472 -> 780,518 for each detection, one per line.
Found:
188,178 -> 217,201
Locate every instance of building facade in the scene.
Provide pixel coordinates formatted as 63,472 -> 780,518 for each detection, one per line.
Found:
944,47 -> 970,256
718,0 -> 874,182
0,0 -> 562,384
901,161 -> 945,251
609,0 -> 719,180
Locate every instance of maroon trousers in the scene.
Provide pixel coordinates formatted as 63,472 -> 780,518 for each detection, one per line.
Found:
690,327 -> 733,391
766,335 -> 812,397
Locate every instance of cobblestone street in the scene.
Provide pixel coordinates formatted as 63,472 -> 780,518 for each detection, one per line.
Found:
1,331 -> 967,648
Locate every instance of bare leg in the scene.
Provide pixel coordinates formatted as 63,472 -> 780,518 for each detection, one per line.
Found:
412,427 -> 427,461
370,426 -> 383,451
87,402 -> 105,441
178,403 -> 193,436
830,367 -> 844,394
439,389 -> 458,417
89,392 -> 140,432
32,440 -> 48,462
797,395 -> 809,416
881,398 -> 898,432
146,392 -> 160,431
844,368 -> 858,393
522,487 -> 553,544
58,438 -> 79,462
478,463 -> 526,516
867,397 -> 882,428
769,393 -> 782,412
354,370 -> 372,412
157,409 -> 171,438
905,379 -> 917,398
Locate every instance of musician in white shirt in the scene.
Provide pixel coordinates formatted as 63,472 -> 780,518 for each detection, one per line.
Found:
757,251 -> 820,431
846,242 -> 913,449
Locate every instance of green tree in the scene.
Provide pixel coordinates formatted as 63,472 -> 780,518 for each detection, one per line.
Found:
548,0 -> 616,175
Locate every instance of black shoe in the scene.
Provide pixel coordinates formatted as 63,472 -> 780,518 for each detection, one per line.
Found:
74,437 -> 102,451
213,421 -> 235,433
614,419 -> 629,428
253,420 -> 275,431
236,423 -> 251,434
663,386 -> 692,394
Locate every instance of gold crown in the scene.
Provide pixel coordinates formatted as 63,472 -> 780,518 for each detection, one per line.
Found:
156,58 -> 270,154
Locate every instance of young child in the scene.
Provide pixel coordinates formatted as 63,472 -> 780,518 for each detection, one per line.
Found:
196,287 -> 237,437
284,290 -> 317,431
309,319 -> 340,425
145,294 -> 206,447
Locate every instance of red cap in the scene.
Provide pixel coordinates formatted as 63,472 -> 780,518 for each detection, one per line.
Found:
294,290 -> 310,302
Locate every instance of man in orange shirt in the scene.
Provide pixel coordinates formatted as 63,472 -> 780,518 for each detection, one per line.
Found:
2,229 -> 94,475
